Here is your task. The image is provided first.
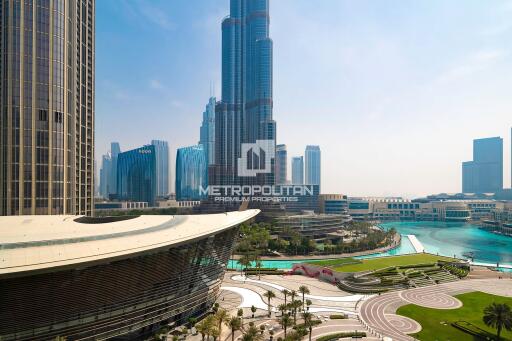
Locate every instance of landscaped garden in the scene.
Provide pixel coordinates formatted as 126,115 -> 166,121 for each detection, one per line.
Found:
308,253 -> 458,273
397,291 -> 512,341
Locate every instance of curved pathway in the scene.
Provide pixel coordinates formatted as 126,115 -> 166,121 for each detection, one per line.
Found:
231,275 -> 367,302
359,278 -> 512,341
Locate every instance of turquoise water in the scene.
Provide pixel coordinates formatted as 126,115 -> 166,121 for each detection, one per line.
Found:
379,221 -> 512,267
228,221 -> 512,270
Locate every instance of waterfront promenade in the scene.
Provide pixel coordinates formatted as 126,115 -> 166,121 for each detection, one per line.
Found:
406,235 -> 425,253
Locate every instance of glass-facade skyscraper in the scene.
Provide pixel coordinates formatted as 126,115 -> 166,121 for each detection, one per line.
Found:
200,97 -> 216,167
211,0 -> 276,188
305,145 -> 321,192
117,145 -> 157,206
462,137 -> 503,193
276,144 -> 287,184
291,156 -> 304,185
109,142 -> 121,196
0,0 -> 95,215
151,140 -> 169,196
99,153 -> 111,198
176,145 -> 207,201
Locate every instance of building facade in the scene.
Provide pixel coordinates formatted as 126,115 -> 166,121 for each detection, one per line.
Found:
117,145 -> 157,206
291,156 -> 304,185
319,194 -> 349,215
462,137 -> 503,193
0,210 -> 259,341
305,145 -> 321,191
151,140 -> 170,197
0,0 -> 95,215
99,153 -> 111,198
275,144 -> 287,184
200,97 -> 216,166
109,141 -> 121,196
176,145 -> 207,201
210,0 -> 276,188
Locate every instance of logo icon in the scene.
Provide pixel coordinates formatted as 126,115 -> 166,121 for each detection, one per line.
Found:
238,140 -> 275,177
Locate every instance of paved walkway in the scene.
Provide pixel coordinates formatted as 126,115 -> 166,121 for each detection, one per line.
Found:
405,235 -> 424,253
359,278 -> 512,341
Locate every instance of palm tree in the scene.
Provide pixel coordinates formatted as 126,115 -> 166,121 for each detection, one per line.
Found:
211,327 -> 220,341
255,257 -> 263,280
305,299 -> 312,311
242,325 -> 263,341
215,308 -> 229,338
278,303 -> 288,317
238,308 -> 244,325
483,303 -> 512,340
251,305 -> 257,318
290,290 -> 297,303
196,320 -> 208,341
238,254 -> 252,276
263,290 -> 276,317
228,316 -> 242,341
204,315 -> 216,341
302,312 -> 313,341
281,289 -> 290,306
291,300 -> 302,324
279,314 -> 292,338
298,286 -> 310,311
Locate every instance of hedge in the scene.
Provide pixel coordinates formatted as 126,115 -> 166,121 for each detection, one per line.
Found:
316,331 -> 366,341
329,314 -> 347,319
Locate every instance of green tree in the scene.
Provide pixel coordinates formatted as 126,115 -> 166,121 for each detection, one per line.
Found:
238,254 -> 252,276
306,299 -> 312,311
298,285 -> 310,311
281,289 -> 290,307
483,303 -> 512,340
302,312 -> 314,341
279,314 -> 293,338
255,256 -> 263,280
251,305 -> 257,318
215,308 -> 229,338
228,316 -> 242,341
263,290 -> 276,317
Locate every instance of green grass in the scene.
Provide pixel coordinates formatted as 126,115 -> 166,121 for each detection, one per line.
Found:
397,291 -> 512,341
326,254 -> 457,272
307,257 -> 361,267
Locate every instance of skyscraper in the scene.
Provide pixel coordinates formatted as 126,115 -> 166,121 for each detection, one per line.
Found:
462,137 -> 503,193
151,140 -> 170,197
305,146 -> 321,191
276,144 -> 287,184
109,142 -> 121,196
176,145 -> 207,201
0,0 -> 95,215
117,145 -> 157,206
211,0 -> 276,188
200,97 -> 216,166
291,156 -> 304,185
99,153 -> 112,198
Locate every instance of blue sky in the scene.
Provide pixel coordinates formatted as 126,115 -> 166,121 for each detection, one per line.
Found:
96,0 -> 512,197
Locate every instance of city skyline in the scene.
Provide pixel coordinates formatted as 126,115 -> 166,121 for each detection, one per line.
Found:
95,0 -> 512,197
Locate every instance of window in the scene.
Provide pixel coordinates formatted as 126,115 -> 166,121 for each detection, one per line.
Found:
38,109 -> 47,121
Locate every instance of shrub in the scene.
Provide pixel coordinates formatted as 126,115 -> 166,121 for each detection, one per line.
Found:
316,332 -> 366,341
329,314 -> 347,319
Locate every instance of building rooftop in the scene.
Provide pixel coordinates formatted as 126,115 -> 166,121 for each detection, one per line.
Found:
0,210 -> 259,276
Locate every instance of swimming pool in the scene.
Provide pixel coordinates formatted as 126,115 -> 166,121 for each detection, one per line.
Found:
228,221 -> 512,271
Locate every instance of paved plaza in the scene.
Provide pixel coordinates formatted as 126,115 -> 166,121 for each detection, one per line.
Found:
216,272 -> 512,341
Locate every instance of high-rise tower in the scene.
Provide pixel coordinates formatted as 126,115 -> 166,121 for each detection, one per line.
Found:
211,0 -> 276,187
200,97 -> 216,166
462,137 -> 503,193
0,0 -> 95,215
305,145 -> 321,192
291,156 -> 304,185
151,140 -> 169,196
275,144 -> 287,184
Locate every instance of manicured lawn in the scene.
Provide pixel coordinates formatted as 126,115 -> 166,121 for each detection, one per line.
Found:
397,291 -> 512,341
307,257 -> 361,267
326,254 -> 457,272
